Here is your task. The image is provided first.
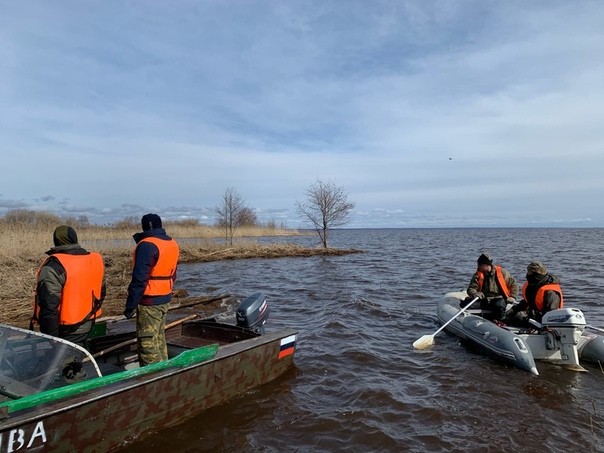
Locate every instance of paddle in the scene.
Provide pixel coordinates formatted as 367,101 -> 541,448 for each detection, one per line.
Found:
413,297 -> 479,350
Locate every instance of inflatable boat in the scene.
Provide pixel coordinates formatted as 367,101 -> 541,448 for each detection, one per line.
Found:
437,291 -> 604,375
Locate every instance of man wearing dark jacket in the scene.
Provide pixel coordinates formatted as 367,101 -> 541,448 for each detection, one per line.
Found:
124,214 -> 180,366
33,225 -> 105,349
466,253 -> 518,321
507,261 -> 563,326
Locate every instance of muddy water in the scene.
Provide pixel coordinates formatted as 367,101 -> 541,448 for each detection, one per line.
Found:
125,228 -> 604,453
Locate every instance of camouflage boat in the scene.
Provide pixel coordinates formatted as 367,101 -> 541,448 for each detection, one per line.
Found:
0,293 -> 297,452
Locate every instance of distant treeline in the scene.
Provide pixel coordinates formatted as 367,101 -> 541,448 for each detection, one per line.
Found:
0,209 -> 288,231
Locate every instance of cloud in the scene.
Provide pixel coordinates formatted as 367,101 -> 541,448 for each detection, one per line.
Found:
1,1 -> 603,228
0,198 -> 30,209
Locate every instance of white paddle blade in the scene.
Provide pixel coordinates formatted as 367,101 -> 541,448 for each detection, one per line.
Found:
413,334 -> 435,350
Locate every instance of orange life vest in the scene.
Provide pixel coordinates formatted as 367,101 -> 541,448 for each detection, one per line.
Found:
477,265 -> 511,299
33,252 -> 104,325
522,282 -> 564,310
135,237 -> 179,296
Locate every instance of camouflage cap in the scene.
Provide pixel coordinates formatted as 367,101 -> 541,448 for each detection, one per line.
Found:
53,225 -> 78,246
477,253 -> 493,265
527,261 -> 547,276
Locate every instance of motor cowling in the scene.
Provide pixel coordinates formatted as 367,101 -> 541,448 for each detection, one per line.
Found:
541,308 -> 586,367
236,292 -> 270,334
541,308 -> 586,328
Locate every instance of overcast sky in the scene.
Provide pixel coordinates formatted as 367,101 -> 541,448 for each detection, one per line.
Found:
1,1 -> 603,228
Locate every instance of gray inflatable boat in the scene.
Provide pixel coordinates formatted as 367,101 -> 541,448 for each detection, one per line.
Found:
438,291 -> 604,375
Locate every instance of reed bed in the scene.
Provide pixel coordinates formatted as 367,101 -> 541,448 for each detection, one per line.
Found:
0,222 -> 361,328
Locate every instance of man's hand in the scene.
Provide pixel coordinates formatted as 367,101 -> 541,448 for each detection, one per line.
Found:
123,308 -> 135,319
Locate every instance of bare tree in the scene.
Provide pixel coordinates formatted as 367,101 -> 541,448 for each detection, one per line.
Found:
64,215 -> 91,228
296,179 -> 355,248
215,187 -> 245,245
113,216 -> 138,230
236,207 -> 258,227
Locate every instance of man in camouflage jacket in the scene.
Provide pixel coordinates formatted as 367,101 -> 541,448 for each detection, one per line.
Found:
466,253 -> 518,321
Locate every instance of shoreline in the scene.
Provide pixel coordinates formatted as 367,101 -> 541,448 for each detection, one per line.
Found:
4,242 -> 364,329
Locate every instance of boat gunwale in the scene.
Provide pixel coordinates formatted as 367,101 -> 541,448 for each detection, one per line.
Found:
438,296 -> 536,369
0,326 -> 298,429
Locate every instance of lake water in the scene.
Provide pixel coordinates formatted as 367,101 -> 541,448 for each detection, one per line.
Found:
125,228 -> 604,453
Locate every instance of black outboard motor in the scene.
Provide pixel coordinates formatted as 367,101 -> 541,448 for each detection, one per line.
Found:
236,292 -> 270,334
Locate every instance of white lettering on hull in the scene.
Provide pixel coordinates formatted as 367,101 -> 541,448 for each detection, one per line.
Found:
0,422 -> 47,452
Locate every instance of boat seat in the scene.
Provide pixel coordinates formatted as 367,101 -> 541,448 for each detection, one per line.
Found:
166,329 -> 225,349
466,309 -> 495,316
501,327 -> 522,334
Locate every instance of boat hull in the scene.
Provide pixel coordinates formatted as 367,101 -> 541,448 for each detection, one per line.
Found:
439,291 -> 604,374
0,324 -> 298,452
578,333 -> 604,365
438,292 -> 538,374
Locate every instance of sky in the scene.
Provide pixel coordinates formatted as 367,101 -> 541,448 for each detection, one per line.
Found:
1,1 -> 603,229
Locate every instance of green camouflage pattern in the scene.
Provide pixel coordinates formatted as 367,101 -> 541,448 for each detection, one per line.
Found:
136,304 -> 170,366
0,344 -> 219,414
0,327 -> 297,452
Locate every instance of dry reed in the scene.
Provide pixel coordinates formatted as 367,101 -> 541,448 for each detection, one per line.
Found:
0,222 -> 362,328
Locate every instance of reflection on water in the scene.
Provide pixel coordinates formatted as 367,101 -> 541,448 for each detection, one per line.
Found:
126,228 -> 604,453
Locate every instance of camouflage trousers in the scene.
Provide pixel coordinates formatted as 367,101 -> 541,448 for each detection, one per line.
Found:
136,304 -> 170,366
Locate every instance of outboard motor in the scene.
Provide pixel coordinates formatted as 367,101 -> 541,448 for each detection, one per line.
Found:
236,292 -> 270,334
541,308 -> 586,369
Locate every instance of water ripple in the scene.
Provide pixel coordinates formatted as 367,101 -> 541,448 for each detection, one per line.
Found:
127,228 -> 604,453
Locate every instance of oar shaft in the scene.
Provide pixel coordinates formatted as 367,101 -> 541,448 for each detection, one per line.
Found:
433,296 -> 479,335
412,296 -> 480,350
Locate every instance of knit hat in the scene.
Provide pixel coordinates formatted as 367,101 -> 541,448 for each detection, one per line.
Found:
141,213 -> 162,231
53,225 -> 78,246
477,253 -> 493,265
527,261 -> 547,276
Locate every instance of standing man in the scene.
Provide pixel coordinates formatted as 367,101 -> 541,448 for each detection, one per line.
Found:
507,261 -> 563,326
33,225 -> 105,349
124,213 -> 179,366
466,253 -> 518,321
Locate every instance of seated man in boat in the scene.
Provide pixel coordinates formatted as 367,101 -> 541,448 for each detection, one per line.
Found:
465,253 -> 518,322
506,261 -> 563,326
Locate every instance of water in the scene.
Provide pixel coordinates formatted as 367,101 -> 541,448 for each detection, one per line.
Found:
126,228 -> 604,453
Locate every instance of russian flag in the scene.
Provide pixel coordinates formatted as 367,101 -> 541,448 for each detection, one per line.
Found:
278,334 -> 296,359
